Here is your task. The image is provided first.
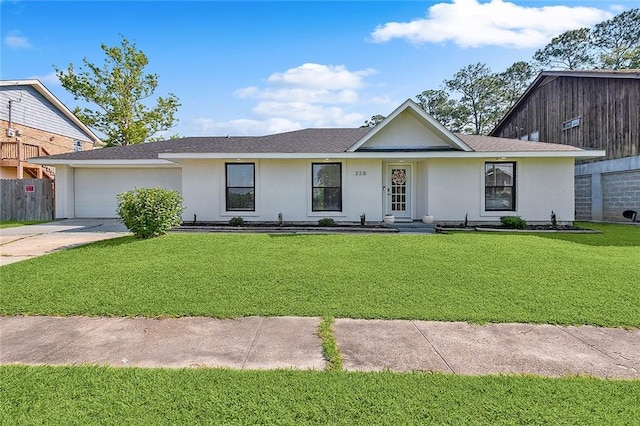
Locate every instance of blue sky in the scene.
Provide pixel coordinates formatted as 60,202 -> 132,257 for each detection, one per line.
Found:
1,0 -> 638,138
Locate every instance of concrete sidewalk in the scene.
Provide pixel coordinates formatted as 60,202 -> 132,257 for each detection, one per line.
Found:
1,316 -> 638,379
0,219 -> 129,266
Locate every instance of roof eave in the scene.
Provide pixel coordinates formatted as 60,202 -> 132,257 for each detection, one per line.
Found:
30,158 -> 178,167
160,150 -> 606,160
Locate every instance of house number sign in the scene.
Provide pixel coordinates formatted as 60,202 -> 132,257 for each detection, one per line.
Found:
25,185 -> 35,192
354,171 -> 367,176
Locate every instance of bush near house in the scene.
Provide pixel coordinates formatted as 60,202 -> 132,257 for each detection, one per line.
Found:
117,187 -> 184,239
229,217 -> 244,226
318,218 -> 335,226
500,216 -> 527,229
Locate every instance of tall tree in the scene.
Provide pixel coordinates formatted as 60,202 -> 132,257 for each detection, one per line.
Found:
361,114 -> 386,128
591,8 -> 640,69
55,36 -> 180,146
445,63 -> 503,135
533,28 -> 595,70
498,61 -> 535,108
415,89 -> 461,130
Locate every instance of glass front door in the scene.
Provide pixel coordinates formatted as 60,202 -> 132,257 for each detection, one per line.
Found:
386,165 -> 411,219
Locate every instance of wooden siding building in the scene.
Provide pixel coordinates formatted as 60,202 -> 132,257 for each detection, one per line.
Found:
1,80 -> 101,179
491,70 -> 640,222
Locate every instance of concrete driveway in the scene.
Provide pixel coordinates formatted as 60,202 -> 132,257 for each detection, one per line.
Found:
0,219 -> 129,266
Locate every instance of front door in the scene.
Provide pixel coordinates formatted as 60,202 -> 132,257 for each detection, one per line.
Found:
386,165 -> 411,219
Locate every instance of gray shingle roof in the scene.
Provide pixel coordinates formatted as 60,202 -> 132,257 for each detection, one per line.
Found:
34,128 -> 371,161
32,127 -> 589,162
457,134 -> 583,152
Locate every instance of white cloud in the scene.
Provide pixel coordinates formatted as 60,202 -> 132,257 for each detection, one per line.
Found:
235,86 -> 359,104
4,31 -> 32,49
371,0 -> 612,49
267,63 -> 376,90
193,117 -> 303,136
253,102 -> 364,128
194,63 -> 378,135
33,72 -> 60,85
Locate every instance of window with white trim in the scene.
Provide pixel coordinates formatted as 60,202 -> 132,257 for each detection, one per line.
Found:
485,162 -> 516,211
312,163 -> 342,211
225,163 -> 255,211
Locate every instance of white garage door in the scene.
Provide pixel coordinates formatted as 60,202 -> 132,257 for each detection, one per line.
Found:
74,168 -> 182,218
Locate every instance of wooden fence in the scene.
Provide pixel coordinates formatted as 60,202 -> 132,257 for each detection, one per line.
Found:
0,179 -> 54,221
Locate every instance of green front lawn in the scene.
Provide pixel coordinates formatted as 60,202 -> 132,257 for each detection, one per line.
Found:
2,222 -> 638,327
2,366 -> 638,424
0,220 -> 49,229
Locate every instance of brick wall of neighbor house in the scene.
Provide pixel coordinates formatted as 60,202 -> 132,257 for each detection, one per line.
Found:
575,175 -> 592,220
1,120 -> 94,156
602,170 -> 640,222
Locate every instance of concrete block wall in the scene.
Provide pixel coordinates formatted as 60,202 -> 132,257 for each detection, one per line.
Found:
574,175 -> 592,220
575,156 -> 640,222
602,170 -> 640,222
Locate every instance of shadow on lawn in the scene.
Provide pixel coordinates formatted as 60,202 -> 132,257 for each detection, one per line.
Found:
65,235 -> 138,251
534,223 -> 640,247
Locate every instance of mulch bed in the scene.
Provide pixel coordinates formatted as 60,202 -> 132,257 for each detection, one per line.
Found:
437,224 -> 600,233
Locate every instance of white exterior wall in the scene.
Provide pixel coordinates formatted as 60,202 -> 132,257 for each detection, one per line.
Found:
416,160 -> 429,219
180,158 -> 383,222
517,157 -> 575,222
53,155 -> 576,223
425,157 -> 575,224
346,159 -> 384,220
54,165 -> 75,219
427,158 -> 481,223
73,167 -> 181,218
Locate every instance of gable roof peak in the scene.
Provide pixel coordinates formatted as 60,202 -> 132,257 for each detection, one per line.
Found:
0,79 -> 102,144
347,98 -> 473,152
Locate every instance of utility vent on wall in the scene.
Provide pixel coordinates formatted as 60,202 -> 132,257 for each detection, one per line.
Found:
5,128 -> 22,137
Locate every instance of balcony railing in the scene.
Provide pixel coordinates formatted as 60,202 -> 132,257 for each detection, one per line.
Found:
1,141 -> 54,178
1,141 -> 51,161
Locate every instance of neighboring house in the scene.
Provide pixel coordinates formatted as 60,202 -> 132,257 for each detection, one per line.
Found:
32,100 -> 603,224
490,70 -> 640,222
0,79 -> 101,179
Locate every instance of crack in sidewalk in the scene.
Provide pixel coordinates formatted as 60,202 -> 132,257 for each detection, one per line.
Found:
413,321 -> 455,374
242,317 -> 265,369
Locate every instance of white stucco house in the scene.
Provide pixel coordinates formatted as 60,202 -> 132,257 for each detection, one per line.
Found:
32,100 -> 604,225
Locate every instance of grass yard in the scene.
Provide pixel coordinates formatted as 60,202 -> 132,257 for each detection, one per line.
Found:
1,222 -> 638,327
1,366 -> 639,425
0,220 -> 49,229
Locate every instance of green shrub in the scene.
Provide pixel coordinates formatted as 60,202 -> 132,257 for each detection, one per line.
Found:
500,216 -> 527,229
229,216 -> 244,226
318,218 -> 335,227
117,187 -> 184,239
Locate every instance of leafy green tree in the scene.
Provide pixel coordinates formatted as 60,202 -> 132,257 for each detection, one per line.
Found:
361,114 -> 386,128
55,36 -> 181,146
498,61 -> 535,108
445,63 -> 504,135
591,8 -> 640,69
533,28 -> 595,70
415,89 -> 461,130
629,46 -> 640,68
